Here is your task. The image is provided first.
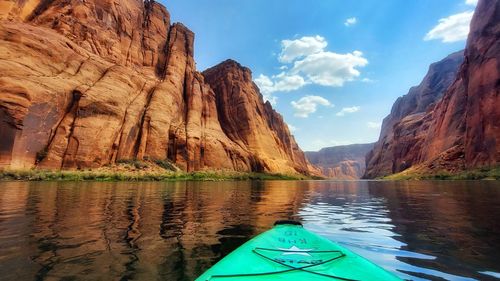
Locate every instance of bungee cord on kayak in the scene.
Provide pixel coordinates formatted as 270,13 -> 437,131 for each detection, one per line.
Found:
206,248 -> 359,280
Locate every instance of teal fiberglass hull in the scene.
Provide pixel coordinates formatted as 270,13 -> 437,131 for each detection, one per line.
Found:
196,221 -> 402,280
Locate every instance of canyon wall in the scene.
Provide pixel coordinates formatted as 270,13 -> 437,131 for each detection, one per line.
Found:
306,143 -> 374,179
0,0 -> 314,175
365,0 -> 500,178
364,52 -> 463,178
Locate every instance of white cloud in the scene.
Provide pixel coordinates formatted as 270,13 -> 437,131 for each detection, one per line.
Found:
265,96 -> 278,105
254,73 -> 306,97
344,17 -> 357,27
291,95 -> 332,118
254,35 -> 368,97
254,74 -> 278,105
279,36 -> 327,63
361,78 -> 376,83
254,74 -> 274,94
291,50 -> 368,87
465,0 -> 477,6
287,124 -> 297,133
272,72 -> 307,92
367,121 -> 382,129
424,11 -> 474,43
336,106 -> 360,116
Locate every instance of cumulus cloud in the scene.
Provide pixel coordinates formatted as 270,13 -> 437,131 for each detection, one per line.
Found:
254,74 -> 278,105
254,35 -> 368,99
465,0 -> 477,6
287,124 -> 297,133
344,17 -> 357,27
254,74 -> 274,94
254,73 -> 306,96
291,95 -> 332,118
424,11 -> 474,43
291,50 -> 368,87
279,36 -> 327,63
336,106 -> 360,116
272,73 -> 307,92
367,121 -> 382,129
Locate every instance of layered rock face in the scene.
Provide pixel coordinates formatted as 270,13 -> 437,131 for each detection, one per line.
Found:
306,143 -> 374,179
421,0 -> 500,170
365,0 -> 500,178
203,60 -> 313,175
364,52 -> 463,178
0,0 -> 313,174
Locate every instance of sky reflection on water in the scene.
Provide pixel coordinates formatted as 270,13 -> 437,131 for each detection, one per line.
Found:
0,180 -> 499,280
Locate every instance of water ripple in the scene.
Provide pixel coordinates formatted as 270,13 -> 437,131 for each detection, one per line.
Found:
0,180 -> 499,280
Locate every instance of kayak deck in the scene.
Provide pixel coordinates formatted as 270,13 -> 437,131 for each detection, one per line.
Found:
196,222 -> 402,280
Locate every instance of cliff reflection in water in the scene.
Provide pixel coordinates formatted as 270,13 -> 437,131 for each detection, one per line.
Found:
0,181 -> 499,281
0,181 -> 312,281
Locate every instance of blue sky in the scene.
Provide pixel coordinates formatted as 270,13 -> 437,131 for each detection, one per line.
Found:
161,0 -> 476,151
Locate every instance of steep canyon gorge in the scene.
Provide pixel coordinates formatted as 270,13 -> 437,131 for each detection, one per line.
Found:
365,0 -> 500,178
0,0 -> 315,175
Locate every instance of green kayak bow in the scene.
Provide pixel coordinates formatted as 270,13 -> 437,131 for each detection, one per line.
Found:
196,221 -> 402,281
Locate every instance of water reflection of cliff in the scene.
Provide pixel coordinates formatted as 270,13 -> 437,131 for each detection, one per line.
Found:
367,181 -> 500,280
2,181 -> 499,281
0,181 -> 312,281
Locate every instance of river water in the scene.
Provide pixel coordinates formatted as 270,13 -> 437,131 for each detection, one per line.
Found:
0,181 -> 499,281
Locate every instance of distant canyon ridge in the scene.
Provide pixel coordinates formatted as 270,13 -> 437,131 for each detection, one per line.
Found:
0,0 -> 317,175
306,144 -> 374,180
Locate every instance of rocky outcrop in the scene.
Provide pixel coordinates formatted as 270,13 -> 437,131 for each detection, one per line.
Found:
365,0 -> 500,178
419,0 -> 500,171
306,143 -> 374,179
203,60 -> 314,175
364,52 -> 463,178
0,0 -> 314,175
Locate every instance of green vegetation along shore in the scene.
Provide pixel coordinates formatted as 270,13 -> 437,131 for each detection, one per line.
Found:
0,169 -> 311,182
0,160 -> 316,182
384,167 -> 500,181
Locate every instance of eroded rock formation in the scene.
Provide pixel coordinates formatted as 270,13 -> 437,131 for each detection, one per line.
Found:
0,0 -> 314,175
306,143 -> 374,179
364,52 -> 464,178
365,0 -> 500,178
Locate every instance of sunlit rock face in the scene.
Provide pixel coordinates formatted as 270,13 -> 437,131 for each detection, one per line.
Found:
365,0 -> 500,178
0,0 -> 315,174
306,143 -> 374,179
203,60 -> 316,175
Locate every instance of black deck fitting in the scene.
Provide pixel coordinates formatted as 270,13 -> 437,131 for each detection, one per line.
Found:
274,220 -> 303,226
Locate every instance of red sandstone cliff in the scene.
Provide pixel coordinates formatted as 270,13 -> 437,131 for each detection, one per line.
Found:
365,0 -> 500,178
419,0 -> 500,172
306,143 -> 374,180
364,52 -> 463,178
0,0 -> 314,175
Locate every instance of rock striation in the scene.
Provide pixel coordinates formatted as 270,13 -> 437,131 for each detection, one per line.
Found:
306,143 -> 374,179
0,0 -> 314,175
365,0 -> 500,178
364,52 -> 464,178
